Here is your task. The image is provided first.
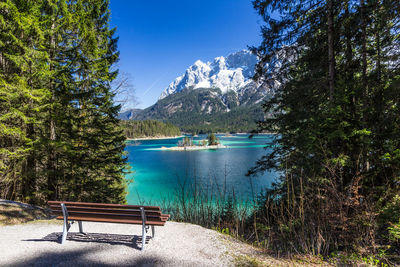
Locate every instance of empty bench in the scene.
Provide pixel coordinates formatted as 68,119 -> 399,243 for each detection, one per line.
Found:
48,201 -> 170,250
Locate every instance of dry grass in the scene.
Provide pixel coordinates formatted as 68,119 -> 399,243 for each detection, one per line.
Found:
0,202 -> 51,225
233,254 -> 331,267
218,233 -> 333,267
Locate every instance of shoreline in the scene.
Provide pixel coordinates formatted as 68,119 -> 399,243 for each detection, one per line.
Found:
125,133 -> 276,142
214,132 -> 276,136
126,135 -> 184,141
160,144 -> 227,151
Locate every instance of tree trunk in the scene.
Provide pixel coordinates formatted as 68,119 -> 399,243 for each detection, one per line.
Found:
375,2 -> 381,83
23,46 -> 37,204
327,0 -> 335,102
23,123 -> 36,203
47,21 -> 57,201
360,0 -> 368,101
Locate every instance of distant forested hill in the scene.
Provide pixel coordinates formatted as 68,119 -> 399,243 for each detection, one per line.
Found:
123,88 -> 267,133
121,120 -> 181,139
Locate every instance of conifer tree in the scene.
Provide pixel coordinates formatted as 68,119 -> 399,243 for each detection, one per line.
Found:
0,0 -> 128,204
0,0 -> 49,202
65,0 -> 127,203
250,0 -> 400,253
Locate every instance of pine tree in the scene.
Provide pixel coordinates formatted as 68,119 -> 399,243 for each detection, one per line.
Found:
1,0 -> 128,204
62,0 -> 127,203
0,0 -> 50,202
249,0 -> 400,253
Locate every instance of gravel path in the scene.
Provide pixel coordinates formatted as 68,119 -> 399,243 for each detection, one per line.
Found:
0,220 -> 235,266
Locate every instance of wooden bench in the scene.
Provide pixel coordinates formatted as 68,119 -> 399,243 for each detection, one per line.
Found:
48,201 -> 170,250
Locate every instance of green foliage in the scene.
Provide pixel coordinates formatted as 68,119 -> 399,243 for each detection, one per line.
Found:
207,133 -> 219,146
326,251 -> 389,267
388,221 -> 400,242
248,0 -> 400,257
216,227 -> 230,235
0,0 -> 127,204
378,194 -> 400,229
121,120 -> 181,139
178,136 -> 193,147
199,139 -> 208,146
0,0 -> 50,202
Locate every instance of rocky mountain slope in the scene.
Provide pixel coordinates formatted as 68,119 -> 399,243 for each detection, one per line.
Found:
132,88 -> 266,132
160,50 -> 261,98
122,50 -> 275,132
118,108 -> 143,120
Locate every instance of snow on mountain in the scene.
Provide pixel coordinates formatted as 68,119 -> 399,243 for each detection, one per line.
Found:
159,50 -> 259,100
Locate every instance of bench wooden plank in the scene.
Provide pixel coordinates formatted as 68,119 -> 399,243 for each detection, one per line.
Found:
48,201 -> 161,211
48,202 -> 168,223
50,206 -> 162,216
51,210 -> 165,221
51,211 -> 165,222
49,204 -> 161,213
161,214 -> 170,221
55,215 -> 166,226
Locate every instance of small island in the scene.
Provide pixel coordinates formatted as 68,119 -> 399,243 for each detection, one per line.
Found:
161,133 -> 227,151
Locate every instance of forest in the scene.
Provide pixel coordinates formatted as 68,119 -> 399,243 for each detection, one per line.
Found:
0,0 -> 127,204
121,120 -> 181,139
244,0 -> 400,261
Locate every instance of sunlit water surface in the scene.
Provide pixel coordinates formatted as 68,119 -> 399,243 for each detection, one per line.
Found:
124,134 -> 277,205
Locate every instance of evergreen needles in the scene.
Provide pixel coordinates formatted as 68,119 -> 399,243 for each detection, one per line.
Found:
0,0 -> 127,204
249,0 -> 400,257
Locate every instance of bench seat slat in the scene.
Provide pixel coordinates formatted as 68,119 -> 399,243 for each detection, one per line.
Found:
49,204 -> 161,214
50,206 -> 162,216
56,216 -> 166,226
48,201 -> 161,211
49,201 -> 169,229
51,210 -> 164,222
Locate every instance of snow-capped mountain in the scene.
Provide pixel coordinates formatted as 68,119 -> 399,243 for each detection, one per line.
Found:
122,50 -> 276,132
159,50 -> 260,100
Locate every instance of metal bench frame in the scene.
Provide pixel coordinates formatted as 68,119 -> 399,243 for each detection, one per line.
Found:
60,203 -> 156,250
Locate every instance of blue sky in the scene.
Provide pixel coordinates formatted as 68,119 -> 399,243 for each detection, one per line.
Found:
109,0 -> 263,109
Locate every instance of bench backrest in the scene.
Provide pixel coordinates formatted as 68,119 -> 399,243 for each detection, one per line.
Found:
48,201 -> 165,225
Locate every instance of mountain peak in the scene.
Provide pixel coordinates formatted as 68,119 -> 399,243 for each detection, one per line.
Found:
189,59 -> 210,73
193,59 -> 205,65
159,50 -> 258,100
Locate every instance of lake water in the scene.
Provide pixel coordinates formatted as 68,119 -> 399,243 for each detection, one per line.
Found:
124,134 -> 277,205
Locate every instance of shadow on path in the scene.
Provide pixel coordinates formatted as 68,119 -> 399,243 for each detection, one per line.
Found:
7,247 -> 167,267
23,232 -> 152,250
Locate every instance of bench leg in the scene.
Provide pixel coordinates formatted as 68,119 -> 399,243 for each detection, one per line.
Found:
151,225 -> 155,238
141,223 -> 146,251
62,218 -> 68,244
61,203 -> 69,244
140,207 -> 146,251
78,221 -> 84,233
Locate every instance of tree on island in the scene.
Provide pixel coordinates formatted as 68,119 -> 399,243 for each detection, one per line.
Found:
207,133 -> 219,146
199,139 -> 208,146
178,136 -> 193,147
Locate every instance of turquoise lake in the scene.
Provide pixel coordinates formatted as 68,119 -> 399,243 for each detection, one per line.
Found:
124,134 -> 277,205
